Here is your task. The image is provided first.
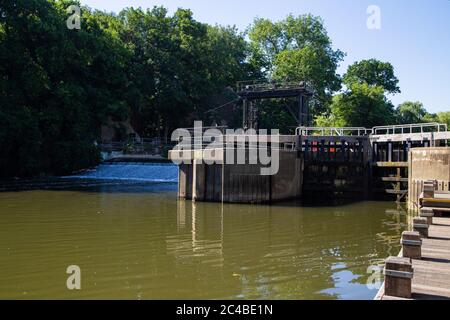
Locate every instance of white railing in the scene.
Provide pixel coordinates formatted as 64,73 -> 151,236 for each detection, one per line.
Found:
372,123 -> 448,135
296,127 -> 372,137
297,123 -> 449,137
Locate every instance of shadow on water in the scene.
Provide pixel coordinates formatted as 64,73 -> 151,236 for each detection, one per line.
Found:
0,162 -> 413,299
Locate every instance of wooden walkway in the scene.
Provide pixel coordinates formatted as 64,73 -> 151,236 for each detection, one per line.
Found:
382,217 -> 450,300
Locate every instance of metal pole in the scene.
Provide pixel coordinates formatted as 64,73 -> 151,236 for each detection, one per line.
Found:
242,98 -> 248,129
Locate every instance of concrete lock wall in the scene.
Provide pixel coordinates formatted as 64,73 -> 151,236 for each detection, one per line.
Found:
176,149 -> 303,203
408,147 -> 450,210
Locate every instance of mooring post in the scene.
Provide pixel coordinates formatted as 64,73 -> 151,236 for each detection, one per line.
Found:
413,217 -> 429,238
420,208 -> 434,225
384,256 -> 414,299
401,231 -> 422,260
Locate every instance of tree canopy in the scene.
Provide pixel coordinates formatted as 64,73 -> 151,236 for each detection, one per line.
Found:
396,101 -> 428,124
0,0 -> 130,177
0,1 -> 256,177
316,59 -> 402,128
317,83 -> 395,128
0,2 -> 446,178
343,59 -> 400,94
248,14 -> 344,112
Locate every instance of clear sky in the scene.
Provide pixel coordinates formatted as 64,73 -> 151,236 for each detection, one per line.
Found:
80,0 -> 450,113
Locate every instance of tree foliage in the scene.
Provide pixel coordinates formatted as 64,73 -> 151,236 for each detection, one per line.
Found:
317,59 -> 401,128
0,2 -> 444,178
0,0 -> 130,177
422,111 -> 450,128
319,83 -> 395,128
343,59 -> 400,94
0,1 -> 256,178
248,14 -> 344,114
396,101 -> 427,124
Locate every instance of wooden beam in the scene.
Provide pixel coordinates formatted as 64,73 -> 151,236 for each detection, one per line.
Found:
375,162 -> 409,167
381,177 -> 409,182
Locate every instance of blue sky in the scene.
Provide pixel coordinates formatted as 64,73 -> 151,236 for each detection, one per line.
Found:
81,0 -> 450,113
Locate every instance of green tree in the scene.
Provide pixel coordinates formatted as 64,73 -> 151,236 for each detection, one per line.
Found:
396,101 -> 427,124
436,112 -> 450,127
323,83 -> 395,128
425,111 -> 450,127
115,7 -> 255,138
0,0 -> 129,177
343,59 -> 400,94
248,14 -> 344,115
316,59 -> 400,128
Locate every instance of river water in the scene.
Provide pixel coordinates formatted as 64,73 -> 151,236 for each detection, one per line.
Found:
0,163 -> 409,300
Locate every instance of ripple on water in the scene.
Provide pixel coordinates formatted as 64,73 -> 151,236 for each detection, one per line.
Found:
0,182 -> 407,299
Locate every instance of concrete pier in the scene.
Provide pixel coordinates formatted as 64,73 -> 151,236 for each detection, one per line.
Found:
408,148 -> 450,211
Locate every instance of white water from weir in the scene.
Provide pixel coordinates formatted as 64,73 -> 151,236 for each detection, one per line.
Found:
65,162 -> 178,183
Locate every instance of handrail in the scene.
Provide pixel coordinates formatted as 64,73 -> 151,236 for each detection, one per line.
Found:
296,127 -> 372,137
372,123 -> 448,135
236,80 -> 314,93
296,123 -> 449,137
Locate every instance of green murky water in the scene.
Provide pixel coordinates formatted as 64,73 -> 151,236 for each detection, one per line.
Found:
0,177 -> 409,300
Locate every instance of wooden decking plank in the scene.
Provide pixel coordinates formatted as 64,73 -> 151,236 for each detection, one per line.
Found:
411,217 -> 450,299
380,217 -> 450,300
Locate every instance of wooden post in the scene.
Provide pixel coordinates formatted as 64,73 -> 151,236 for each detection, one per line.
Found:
192,159 -> 206,202
242,98 -> 248,129
384,256 -> 413,299
298,94 -> 304,126
402,142 -> 408,162
320,139 -> 325,160
401,231 -> 422,260
423,180 -> 436,198
373,142 -> 378,163
304,139 -> 309,161
420,208 -> 434,225
388,141 -> 393,162
413,217 -> 429,238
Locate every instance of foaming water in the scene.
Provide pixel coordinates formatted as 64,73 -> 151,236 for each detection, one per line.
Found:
0,180 -> 410,299
64,163 -> 178,183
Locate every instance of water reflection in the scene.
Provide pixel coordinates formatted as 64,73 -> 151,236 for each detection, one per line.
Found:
166,199 -> 409,300
0,186 -> 409,300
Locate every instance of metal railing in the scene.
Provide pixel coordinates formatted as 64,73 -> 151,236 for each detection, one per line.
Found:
296,127 -> 372,137
372,123 -> 448,135
236,80 -> 314,93
296,123 -> 449,137
100,138 -> 175,155
178,126 -> 228,134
